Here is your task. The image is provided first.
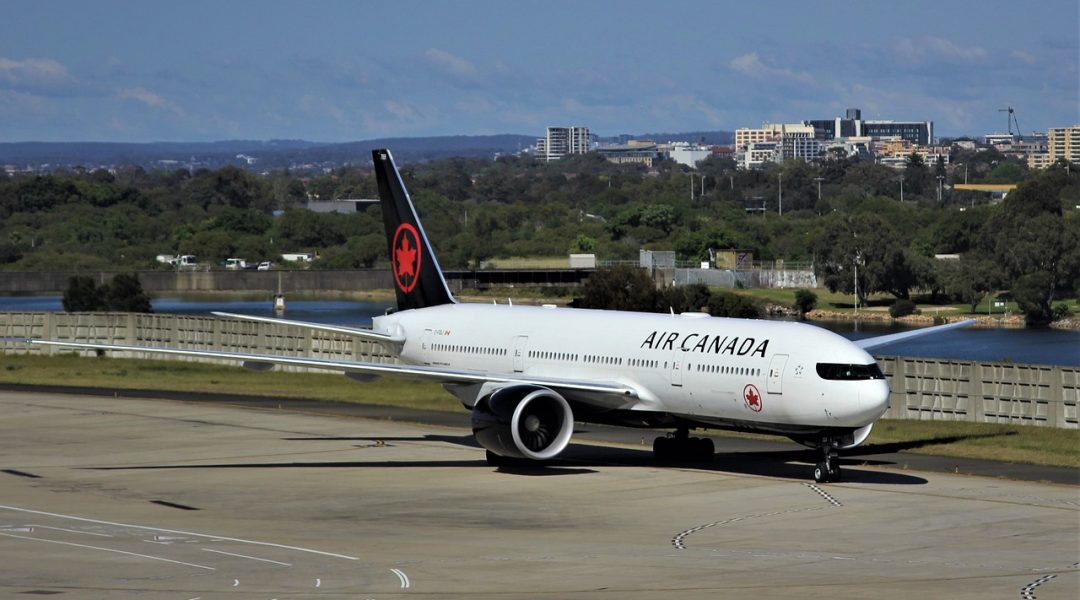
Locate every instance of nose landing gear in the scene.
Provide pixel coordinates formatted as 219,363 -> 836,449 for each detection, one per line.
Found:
813,439 -> 842,483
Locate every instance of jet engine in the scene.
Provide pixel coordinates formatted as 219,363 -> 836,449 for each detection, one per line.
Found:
471,385 -> 574,461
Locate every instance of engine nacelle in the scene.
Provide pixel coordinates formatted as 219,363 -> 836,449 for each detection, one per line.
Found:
471,385 -> 574,460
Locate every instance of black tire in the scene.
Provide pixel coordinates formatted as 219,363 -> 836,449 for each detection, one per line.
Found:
829,465 -> 842,482
813,462 -> 828,483
696,437 -> 715,461
653,436 -> 672,461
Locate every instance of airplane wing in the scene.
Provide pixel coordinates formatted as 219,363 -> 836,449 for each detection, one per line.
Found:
854,318 -> 976,351
27,339 -> 640,404
211,312 -> 404,345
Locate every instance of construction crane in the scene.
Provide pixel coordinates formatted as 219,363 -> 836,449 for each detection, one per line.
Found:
998,106 -> 1022,141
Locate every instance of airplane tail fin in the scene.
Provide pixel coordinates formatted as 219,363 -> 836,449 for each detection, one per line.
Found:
373,149 -> 456,311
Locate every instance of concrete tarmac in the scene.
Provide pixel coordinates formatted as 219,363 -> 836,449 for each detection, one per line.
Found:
0,390 -> 1077,599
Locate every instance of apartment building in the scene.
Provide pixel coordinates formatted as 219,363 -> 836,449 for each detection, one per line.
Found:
537,126 -> 590,161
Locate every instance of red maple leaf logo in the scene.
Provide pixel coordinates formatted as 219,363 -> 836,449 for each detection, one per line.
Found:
392,224 -> 421,293
395,236 -> 416,278
744,384 -> 762,412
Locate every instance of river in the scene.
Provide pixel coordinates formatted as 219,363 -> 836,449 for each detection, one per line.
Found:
1,296 -> 1076,367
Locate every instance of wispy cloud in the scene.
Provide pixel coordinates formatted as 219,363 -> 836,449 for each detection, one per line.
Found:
889,36 -> 987,64
423,48 -> 481,84
116,87 -> 185,117
729,53 -> 814,85
0,57 -> 79,94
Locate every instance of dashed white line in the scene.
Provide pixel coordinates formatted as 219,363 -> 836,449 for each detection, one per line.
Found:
0,504 -> 359,561
201,548 -> 292,567
315,577 -> 322,588
391,567 -> 411,589
0,531 -> 215,570
27,524 -> 113,537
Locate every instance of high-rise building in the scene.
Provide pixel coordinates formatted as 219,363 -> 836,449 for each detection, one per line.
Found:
807,107 -> 933,145
1047,125 -> 1080,164
537,126 -> 590,161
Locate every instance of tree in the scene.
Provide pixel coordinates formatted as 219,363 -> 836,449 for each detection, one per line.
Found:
61,273 -> 151,313
101,273 -> 152,312
574,265 -> 658,312
62,276 -> 102,312
793,289 -> 817,319
981,168 -> 1080,326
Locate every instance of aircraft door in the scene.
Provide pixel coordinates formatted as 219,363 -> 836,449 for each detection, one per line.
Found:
670,348 -> 684,387
767,354 -> 788,394
512,335 -> 528,372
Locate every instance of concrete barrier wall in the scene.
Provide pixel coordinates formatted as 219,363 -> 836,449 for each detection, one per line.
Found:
2,312 -> 1075,429
673,268 -> 817,289
0,270 -> 396,293
0,311 -> 396,370
877,356 -> 1078,429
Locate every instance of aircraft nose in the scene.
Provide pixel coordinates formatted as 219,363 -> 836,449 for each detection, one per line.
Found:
860,379 -> 891,420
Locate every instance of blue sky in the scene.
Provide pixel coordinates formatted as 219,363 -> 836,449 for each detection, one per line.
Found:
1,0 -> 1076,142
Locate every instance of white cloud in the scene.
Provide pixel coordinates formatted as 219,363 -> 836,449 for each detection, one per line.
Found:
890,36 -> 987,64
729,53 -> 813,85
117,87 -> 185,116
423,48 -> 481,82
0,57 -> 75,92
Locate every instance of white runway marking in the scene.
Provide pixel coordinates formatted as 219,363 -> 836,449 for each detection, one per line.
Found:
391,567 -> 411,589
0,504 -> 359,560
315,578 -> 321,587
28,524 -> 113,537
0,530 -> 215,570
201,547 -> 292,567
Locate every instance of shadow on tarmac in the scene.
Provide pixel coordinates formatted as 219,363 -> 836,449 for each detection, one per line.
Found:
88,433 -> 928,485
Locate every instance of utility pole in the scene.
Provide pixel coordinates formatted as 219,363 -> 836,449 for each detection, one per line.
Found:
937,175 -> 945,203
899,176 -> 904,203
778,172 -> 783,216
814,177 -> 824,204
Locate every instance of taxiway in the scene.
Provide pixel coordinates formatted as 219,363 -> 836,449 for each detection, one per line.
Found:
0,391 -> 1076,598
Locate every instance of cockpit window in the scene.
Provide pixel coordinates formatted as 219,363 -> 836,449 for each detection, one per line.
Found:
816,363 -> 885,381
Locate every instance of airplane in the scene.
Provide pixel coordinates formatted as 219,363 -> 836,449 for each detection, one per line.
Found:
30,148 -> 975,483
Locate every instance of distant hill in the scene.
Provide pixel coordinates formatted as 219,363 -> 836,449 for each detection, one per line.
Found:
0,130 -> 733,171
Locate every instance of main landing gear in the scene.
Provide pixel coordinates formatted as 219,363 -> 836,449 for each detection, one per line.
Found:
813,438 -> 842,483
653,428 -> 714,463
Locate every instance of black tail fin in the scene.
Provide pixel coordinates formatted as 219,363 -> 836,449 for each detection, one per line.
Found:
373,149 -> 456,311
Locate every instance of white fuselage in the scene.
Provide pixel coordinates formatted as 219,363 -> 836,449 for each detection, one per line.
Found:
374,303 -> 890,434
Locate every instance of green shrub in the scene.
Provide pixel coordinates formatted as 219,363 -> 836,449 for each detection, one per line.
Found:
889,298 -> 917,318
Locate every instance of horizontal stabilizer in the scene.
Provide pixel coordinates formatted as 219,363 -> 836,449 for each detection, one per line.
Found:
211,312 -> 403,344
855,318 -> 976,350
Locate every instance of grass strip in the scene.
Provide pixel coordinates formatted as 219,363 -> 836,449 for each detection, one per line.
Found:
1,352 -> 1076,468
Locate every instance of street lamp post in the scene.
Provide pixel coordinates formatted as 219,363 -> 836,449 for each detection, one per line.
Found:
937,175 -> 945,203
814,176 -> 824,205
778,172 -> 783,216
899,176 -> 904,203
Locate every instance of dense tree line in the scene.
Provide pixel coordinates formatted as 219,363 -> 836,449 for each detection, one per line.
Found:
0,149 -> 1077,324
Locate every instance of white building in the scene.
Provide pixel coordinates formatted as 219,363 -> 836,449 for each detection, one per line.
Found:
734,123 -> 814,151
738,141 -> 782,170
537,126 -> 590,161
666,142 -> 713,167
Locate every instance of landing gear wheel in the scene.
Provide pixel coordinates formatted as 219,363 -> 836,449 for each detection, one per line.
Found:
828,464 -> 842,482
813,462 -> 828,483
696,437 -> 715,462
653,436 -> 673,461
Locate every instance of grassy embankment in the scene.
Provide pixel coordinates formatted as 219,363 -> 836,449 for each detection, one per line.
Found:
1,353 -> 1075,469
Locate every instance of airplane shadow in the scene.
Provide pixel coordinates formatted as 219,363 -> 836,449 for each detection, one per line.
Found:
84,433 -> 933,484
